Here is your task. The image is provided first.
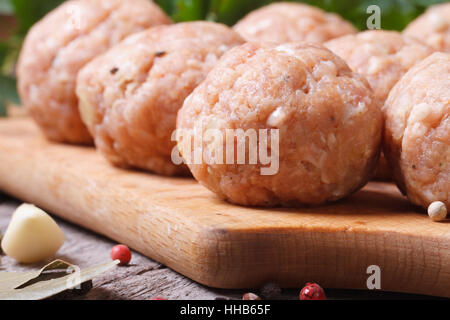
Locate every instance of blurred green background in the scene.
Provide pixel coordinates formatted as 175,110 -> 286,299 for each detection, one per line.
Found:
0,0 -> 448,116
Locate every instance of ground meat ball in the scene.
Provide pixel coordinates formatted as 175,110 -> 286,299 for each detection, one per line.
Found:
325,31 -> 433,103
325,30 -> 433,180
76,22 -> 244,175
176,42 -> 382,207
17,0 -> 171,144
384,52 -> 449,210
403,3 -> 450,52
233,2 -> 357,44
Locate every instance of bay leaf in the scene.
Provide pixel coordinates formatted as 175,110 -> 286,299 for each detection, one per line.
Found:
0,259 -> 118,300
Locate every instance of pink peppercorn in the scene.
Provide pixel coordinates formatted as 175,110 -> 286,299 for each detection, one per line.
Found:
110,244 -> 132,266
299,283 -> 326,300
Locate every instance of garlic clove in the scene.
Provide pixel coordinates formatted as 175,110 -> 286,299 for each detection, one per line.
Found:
1,204 -> 65,263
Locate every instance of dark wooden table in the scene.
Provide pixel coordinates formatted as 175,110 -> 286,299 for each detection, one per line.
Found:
0,192 -> 442,300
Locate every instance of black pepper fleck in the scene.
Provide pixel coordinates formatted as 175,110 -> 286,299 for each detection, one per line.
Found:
155,51 -> 167,57
412,164 -> 416,169
110,67 -> 119,75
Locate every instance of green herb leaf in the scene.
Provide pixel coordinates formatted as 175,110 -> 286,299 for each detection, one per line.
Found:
0,41 -> 9,70
0,74 -> 19,116
173,0 -> 209,22
0,75 -> 19,105
0,259 -> 118,300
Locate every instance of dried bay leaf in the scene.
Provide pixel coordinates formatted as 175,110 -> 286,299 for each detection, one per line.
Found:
0,259 -> 118,300
13,260 -> 79,289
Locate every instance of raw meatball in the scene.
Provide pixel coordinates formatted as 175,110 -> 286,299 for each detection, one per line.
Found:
403,3 -> 450,52
325,31 -> 433,103
233,2 -> 357,44
17,0 -> 171,144
384,52 -> 449,210
76,22 -> 244,175
176,42 -> 383,206
326,30 -> 433,180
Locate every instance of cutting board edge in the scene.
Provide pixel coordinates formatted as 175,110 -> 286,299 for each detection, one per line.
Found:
1,118 -> 449,298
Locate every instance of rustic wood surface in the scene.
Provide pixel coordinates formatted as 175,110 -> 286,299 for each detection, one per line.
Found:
0,195 -> 442,300
0,118 -> 449,299
0,194 -> 239,300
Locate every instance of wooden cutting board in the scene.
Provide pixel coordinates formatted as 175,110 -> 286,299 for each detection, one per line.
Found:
0,118 -> 449,297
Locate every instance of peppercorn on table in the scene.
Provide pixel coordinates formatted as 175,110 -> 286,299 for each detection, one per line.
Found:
0,118 -> 449,298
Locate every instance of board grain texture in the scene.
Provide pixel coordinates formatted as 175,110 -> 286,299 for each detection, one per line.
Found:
0,118 -> 449,297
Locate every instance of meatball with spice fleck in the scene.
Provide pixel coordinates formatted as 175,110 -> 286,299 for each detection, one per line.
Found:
17,0 -> 171,144
403,3 -> 450,52
325,30 -> 434,180
384,52 -> 449,210
233,2 -> 357,44
176,42 -> 382,207
76,22 -> 244,175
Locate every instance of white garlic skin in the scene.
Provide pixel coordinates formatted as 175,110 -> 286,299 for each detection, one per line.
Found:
1,204 -> 65,263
